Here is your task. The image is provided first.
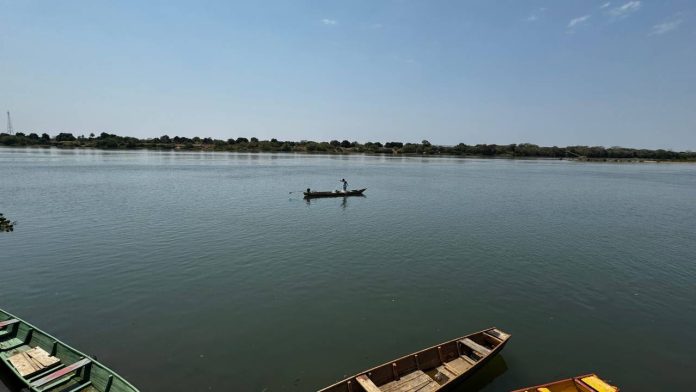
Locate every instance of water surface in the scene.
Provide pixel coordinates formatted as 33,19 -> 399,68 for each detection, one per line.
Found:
1,148 -> 695,391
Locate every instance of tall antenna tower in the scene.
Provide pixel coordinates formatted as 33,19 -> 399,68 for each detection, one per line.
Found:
6,111 -> 13,135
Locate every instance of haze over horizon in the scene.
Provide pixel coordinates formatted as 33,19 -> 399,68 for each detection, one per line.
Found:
2,1 -> 695,150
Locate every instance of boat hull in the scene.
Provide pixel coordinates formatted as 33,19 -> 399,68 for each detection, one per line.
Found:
0,308 -> 139,392
304,188 -> 367,198
510,373 -> 619,392
318,327 -> 511,392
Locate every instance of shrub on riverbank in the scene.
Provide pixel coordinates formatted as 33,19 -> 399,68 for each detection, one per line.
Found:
0,214 -> 15,232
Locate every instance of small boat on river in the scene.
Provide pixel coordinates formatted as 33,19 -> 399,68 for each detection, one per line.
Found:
304,188 -> 367,199
318,327 -> 510,392
511,373 -> 618,392
0,308 -> 139,392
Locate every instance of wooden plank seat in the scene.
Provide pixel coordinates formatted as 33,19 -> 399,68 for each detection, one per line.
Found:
9,352 -> 46,377
65,381 -> 93,392
25,347 -> 60,368
356,374 -> 382,392
576,375 -> 617,392
27,364 -> 67,383
0,329 -> 11,339
442,357 -> 473,376
7,347 -> 61,377
459,355 -> 477,366
0,319 -> 19,329
31,358 -> 91,388
0,338 -> 25,351
379,370 -> 440,392
485,328 -> 510,341
482,332 -> 502,344
458,338 -> 492,356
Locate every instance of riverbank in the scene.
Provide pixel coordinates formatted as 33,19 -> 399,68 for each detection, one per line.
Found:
2,144 -> 695,163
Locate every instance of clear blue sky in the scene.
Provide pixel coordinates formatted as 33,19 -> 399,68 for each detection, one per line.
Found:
2,1 -> 695,149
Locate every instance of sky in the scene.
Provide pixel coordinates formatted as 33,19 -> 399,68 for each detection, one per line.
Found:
1,0 -> 695,150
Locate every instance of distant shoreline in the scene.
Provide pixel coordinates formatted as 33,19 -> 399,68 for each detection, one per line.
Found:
1,132 -> 695,162
2,145 -> 694,164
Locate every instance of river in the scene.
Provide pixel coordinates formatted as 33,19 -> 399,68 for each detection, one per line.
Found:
0,148 -> 694,391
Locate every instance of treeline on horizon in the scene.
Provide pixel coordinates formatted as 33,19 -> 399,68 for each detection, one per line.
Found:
1,131 -> 694,161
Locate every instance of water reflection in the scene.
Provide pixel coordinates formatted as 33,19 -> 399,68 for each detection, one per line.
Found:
304,195 -> 367,209
0,367 -> 23,391
452,355 -> 508,392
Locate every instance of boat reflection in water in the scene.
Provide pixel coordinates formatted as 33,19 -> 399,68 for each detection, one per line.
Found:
304,194 -> 367,209
455,354 -> 508,392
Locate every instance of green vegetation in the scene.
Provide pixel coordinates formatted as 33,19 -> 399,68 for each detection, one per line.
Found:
1,132 -> 694,161
0,213 -> 15,232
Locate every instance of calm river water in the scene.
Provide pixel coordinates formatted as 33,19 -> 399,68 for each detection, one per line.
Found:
0,148 -> 694,391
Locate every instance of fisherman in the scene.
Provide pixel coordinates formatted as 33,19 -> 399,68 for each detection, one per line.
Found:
340,178 -> 348,192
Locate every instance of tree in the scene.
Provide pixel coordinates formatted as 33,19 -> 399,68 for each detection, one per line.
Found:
56,133 -> 76,142
96,138 -> 119,149
41,133 -> 50,141
340,140 -> 351,148
236,137 -> 249,144
421,139 -> 431,146
401,143 -> 417,153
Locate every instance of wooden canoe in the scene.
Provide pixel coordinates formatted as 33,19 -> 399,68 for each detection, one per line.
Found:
0,308 -> 139,392
511,373 -> 618,392
304,188 -> 367,199
318,327 -> 510,392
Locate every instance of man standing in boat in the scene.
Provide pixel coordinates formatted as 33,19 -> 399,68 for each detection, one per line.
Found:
340,178 -> 348,192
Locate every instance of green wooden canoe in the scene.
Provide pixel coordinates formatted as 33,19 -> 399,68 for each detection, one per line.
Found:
0,308 -> 139,392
